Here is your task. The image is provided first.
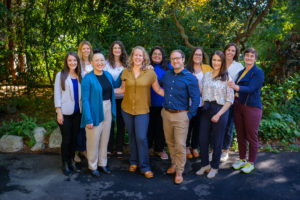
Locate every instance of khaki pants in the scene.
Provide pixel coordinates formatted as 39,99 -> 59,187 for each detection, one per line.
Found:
85,100 -> 112,170
161,108 -> 189,173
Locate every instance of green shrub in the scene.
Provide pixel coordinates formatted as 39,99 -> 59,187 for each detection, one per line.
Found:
259,112 -> 299,142
259,74 -> 300,144
0,113 -> 37,147
40,120 -> 58,136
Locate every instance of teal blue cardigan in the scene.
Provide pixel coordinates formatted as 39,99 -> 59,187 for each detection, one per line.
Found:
80,71 -> 116,128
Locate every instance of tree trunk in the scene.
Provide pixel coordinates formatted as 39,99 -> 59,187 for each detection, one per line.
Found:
5,0 -> 16,79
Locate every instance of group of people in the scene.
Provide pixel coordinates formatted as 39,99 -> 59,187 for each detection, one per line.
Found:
54,40 -> 264,184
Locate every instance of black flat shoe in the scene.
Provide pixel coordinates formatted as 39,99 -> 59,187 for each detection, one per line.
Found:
116,152 -> 123,159
90,169 -> 100,178
69,160 -> 80,173
98,166 -> 111,174
62,161 -> 73,176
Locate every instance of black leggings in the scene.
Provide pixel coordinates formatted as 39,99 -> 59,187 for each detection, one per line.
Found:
147,106 -> 166,152
108,99 -> 125,152
58,112 -> 81,162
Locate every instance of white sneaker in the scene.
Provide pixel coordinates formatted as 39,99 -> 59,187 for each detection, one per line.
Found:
196,165 -> 211,176
207,168 -> 218,179
232,159 -> 247,170
220,152 -> 229,162
241,162 -> 255,173
209,152 -> 213,162
74,153 -> 81,163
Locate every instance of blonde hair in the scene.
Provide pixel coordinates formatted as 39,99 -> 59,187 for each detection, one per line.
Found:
128,46 -> 150,70
78,41 -> 93,69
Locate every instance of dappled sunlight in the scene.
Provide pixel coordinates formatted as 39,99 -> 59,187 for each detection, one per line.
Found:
256,159 -> 282,171
223,169 -> 241,179
288,158 -> 298,164
273,176 -> 288,183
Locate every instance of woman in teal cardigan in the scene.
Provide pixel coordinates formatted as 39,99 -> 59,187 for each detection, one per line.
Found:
80,50 -> 116,178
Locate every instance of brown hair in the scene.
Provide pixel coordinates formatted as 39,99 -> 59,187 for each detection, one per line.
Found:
224,43 -> 240,61
244,48 -> 258,59
128,46 -> 150,71
211,50 -> 229,81
170,49 -> 185,59
186,47 -> 204,73
60,52 -> 82,91
107,41 -> 128,68
78,41 -> 93,70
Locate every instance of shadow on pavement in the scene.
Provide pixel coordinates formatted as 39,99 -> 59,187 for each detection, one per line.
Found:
0,152 -> 300,200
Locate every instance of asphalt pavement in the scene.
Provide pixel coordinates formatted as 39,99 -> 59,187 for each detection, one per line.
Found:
0,152 -> 299,200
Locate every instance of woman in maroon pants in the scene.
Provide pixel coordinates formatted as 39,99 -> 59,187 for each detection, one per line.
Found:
227,48 -> 264,174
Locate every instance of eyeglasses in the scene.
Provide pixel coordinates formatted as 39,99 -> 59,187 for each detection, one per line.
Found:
170,57 -> 183,61
194,54 -> 203,57
153,53 -> 162,56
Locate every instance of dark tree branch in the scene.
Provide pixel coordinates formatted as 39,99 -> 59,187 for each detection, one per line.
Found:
171,1 -> 195,49
235,0 -> 274,45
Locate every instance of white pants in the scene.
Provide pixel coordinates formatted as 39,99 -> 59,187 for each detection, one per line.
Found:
85,100 -> 112,170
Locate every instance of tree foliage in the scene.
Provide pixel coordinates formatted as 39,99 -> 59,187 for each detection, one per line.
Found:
0,0 -> 299,87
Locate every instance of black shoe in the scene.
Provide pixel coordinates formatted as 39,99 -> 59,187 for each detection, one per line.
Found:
116,152 -> 123,159
62,161 -> 73,176
69,160 -> 80,173
90,169 -> 101,178
98,166 -> 111,174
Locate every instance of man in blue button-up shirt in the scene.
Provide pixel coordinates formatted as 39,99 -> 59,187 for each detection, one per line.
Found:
161,50 -> 200,184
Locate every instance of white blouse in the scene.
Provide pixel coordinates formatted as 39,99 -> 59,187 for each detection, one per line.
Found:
227,61 -> 244,81
104,61 -> 125,99
202,71 -> 234,105
81,64 -> 93,78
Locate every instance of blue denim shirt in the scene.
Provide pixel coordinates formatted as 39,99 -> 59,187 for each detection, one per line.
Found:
161,68 -> 200,119
151,63 -> 173,107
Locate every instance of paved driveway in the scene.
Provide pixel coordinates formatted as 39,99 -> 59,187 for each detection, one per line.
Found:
0,152 -> 299,200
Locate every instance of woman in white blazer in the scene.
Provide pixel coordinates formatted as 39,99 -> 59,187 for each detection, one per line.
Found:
54,52 -> 82,176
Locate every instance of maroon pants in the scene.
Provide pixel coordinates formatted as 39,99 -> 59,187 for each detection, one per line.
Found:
234,98 -> 262,163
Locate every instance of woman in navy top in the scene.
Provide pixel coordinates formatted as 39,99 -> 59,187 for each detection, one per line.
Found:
148,46 -> 172,160
54,52 -> 82,176
228,48 -> 264,174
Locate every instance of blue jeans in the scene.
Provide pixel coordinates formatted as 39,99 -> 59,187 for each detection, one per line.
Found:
223,105 -> 234,150
121,110 -> 151,172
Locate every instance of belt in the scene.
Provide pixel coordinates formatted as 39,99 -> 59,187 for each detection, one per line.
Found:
164,108 -> 187,113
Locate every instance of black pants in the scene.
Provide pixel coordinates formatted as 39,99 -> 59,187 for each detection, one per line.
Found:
199,102 -> 229,169
186,107 -> 202,149
58,112 -> 81,162
147,106 -> 166,152
108,98 -> 125,152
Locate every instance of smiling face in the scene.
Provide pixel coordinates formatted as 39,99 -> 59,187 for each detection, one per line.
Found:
193,49 -> 203,65
212,54 -> 222,72
92,53 -> 105,73
170,51 -> 185,70
113,44 -> 122,57
67,55 -> 78,72
133,49 -> 144,67
225,45 -> 236,61
244,52 -> 256,67
152,49 -> 163,64
81,44 -> 91,58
